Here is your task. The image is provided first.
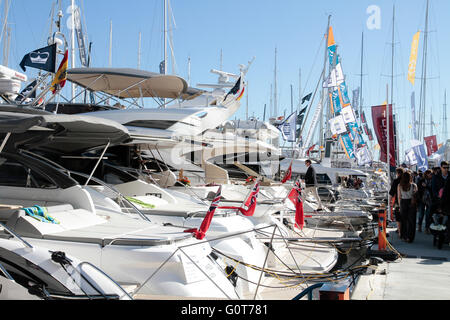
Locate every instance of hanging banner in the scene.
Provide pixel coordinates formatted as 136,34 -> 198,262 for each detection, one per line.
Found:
339,81 -> 351,107
329,115 -> 347,135
367,128 -> 374,141
341,105 -> 357,124
302,101 -> 322,156
74,7 -> 88,67
339,133 -> 355,159
371,104 -> 396,167
348,122 -> 365,147
424,135 -> 438,156
278,111 -> 297,142
407,31 -> 420,86
355,146 -> 373,166
412,143 -> 428,172
360,111 -> 367,125
323,63 -> 344,88
352,87 -> 360,111
331,89 -> 342,114
405,148 -> 418,165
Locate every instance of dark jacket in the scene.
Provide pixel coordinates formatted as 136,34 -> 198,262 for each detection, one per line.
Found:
431,174 -> 448,201
304,165 -> 317,187
440,179 -> 450,216
389,177 -> 401,198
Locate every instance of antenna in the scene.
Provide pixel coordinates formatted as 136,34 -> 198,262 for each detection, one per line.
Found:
443,90 -> 448,140
187,56 -> 191,86
246,81 -> 249,120
137,31 -> 142,69
274,47 -> 278,117
109,20 -> 112,67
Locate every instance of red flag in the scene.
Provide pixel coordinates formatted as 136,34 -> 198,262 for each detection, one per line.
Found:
281,163 -> 292,183
371,104 -> 396,167
306,144 -> 316,157
50,50 -> 68,94
287,181 -> 304,229
184,186 -> 221,240
219,182 -> 260,217
424,135 -> 438,156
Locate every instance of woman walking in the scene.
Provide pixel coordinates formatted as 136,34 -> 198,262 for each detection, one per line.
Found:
397,171 -> 418,243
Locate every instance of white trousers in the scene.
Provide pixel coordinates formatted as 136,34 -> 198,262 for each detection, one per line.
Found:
304,186 -> 323,209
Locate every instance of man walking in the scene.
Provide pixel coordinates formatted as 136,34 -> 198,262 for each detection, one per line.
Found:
303,159 -> 323,211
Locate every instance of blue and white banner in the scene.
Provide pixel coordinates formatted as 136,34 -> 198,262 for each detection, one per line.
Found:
278,111 -> 297,142
405,148 -> 417,165
411,141 -> 428,172
355,146 -> 372,166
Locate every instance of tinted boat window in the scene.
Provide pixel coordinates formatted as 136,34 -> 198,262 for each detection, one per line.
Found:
0,158 -> 57,189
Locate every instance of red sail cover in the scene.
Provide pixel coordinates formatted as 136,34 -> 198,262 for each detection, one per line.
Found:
184,186 -> 221,240
424,135 -> 438,156
287,181 -> 304,230
371,104 -> 396,167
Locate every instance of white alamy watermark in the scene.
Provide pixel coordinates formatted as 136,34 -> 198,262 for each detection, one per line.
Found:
366,5 -> 381,30
65,4 -> 81,30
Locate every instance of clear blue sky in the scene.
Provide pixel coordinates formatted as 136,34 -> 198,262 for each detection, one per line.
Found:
6,0 -> 450,160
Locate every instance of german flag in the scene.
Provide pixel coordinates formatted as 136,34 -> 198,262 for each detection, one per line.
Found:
50,50 -> 68,94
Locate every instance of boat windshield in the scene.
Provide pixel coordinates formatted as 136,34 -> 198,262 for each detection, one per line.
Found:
0,247 -> 133,300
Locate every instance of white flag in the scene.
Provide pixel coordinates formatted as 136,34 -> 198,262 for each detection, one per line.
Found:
279,112 -> 297,142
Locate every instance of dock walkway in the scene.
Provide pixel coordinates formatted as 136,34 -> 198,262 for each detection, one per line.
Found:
352,224 -> 450,300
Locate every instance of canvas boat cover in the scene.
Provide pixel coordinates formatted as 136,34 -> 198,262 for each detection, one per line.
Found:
67,68 -> 204,100
0,111 -> 130,154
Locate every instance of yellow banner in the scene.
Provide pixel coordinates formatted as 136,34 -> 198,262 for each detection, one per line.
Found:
408,31 -> 420,85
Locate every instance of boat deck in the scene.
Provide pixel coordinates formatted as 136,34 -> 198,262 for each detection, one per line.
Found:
352,224 -> 450,300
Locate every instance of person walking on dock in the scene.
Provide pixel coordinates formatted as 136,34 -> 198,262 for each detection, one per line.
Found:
390,168 -> 404,236
417,170 -> 433,234
303,159 -> 323,211
431,161 -> 449,227
397,170 -> 418,243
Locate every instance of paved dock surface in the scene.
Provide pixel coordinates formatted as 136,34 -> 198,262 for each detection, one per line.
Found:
352,224 -> 450,300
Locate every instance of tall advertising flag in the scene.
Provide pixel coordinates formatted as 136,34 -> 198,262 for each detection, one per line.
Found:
408,31 -> 420,86
411,141 -> 428,172
424,135 -> 438,156
371,104 -> 396,167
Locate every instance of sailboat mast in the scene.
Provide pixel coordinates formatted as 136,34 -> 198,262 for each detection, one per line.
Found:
108,20 -> 112,67
187,56 -> 191,86
137,31 -> 142,69
419,0 -> 430,141
71,0 -> 76,100
391,5 -> 395,110
444,90 -> 448,140
163,0 -> 168,76
359,31 -> 364,127
298,68 -> 302,107
391,5 -> 399,165
320,15 -> 331,160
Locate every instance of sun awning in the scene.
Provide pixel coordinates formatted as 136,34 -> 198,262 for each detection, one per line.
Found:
67,68 -> 202,100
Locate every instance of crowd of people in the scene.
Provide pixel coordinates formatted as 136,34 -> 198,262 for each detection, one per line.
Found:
339,176 -> 365,189
389,161 -> 450,246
